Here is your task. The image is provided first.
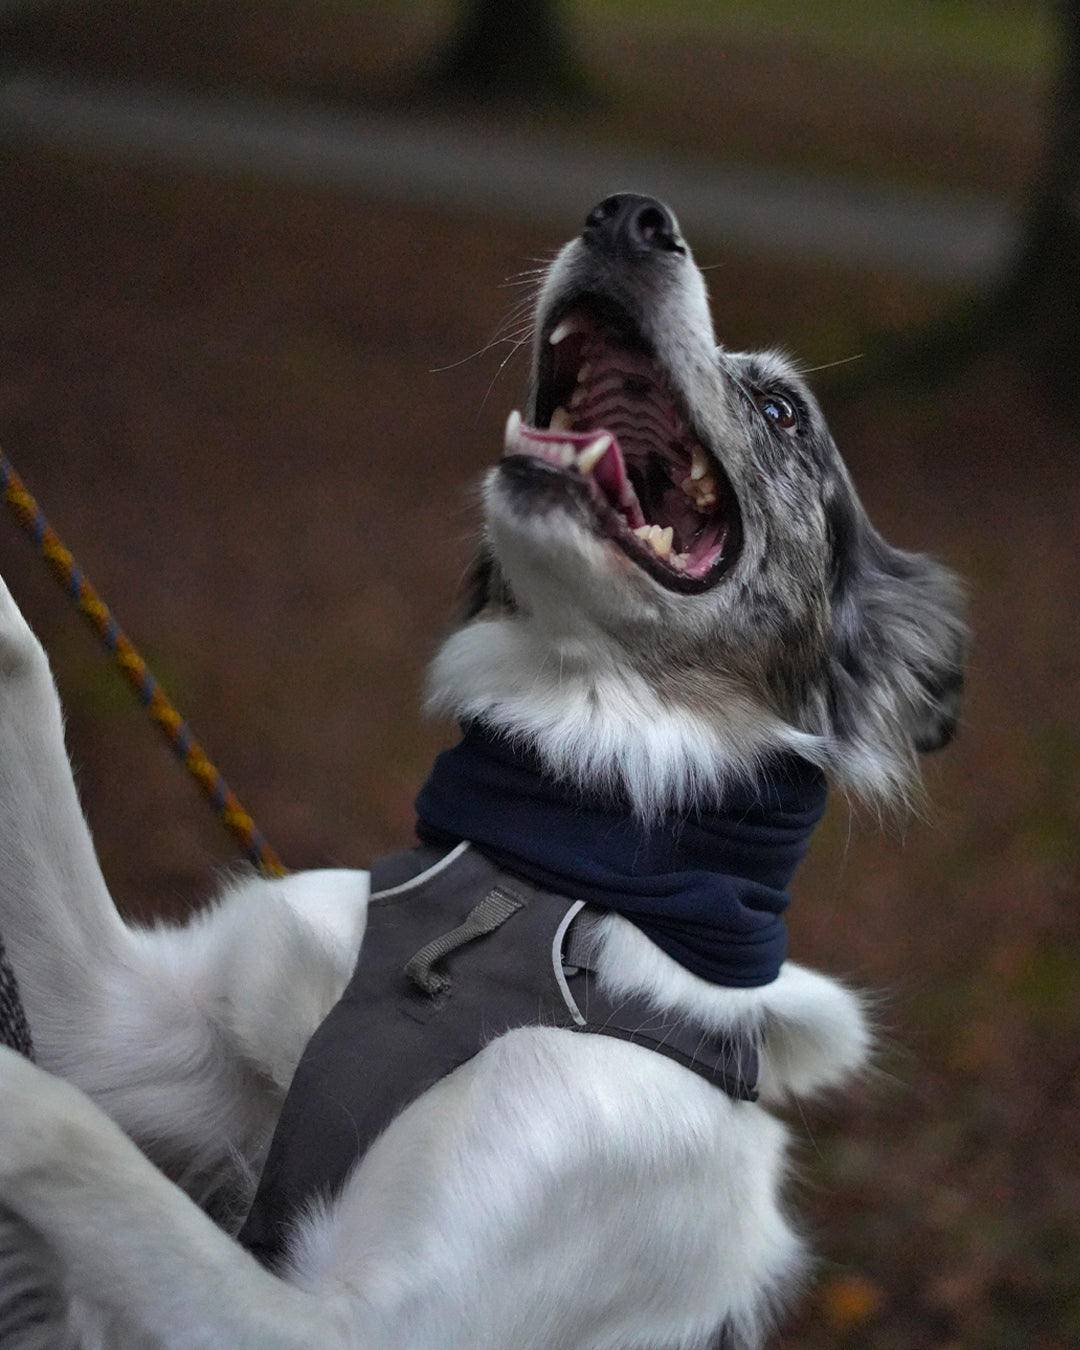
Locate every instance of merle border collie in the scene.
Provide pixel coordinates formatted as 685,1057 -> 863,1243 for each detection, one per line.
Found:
0,195 -> 966,1350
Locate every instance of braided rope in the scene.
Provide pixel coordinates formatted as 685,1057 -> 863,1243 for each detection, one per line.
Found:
0,446 -> 287,878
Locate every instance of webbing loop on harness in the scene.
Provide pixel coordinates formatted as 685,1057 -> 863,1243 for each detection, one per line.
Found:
405,885 -> 526,996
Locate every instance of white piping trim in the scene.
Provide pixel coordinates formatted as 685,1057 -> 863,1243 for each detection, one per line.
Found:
370,840 -> 471,899
552,900 -> 588,1027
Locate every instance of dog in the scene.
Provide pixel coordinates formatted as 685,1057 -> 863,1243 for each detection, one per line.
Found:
0,194 -> 967,1349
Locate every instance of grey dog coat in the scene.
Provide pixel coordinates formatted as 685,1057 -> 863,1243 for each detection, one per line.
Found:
238,843 -> 759,1269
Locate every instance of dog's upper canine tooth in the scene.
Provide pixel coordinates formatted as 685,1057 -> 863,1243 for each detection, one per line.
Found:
549,316 -> 588,346
689,443 -> 711,481
681,444 -> 719,509
504,409 -> 523,451
576,434 -> 613,475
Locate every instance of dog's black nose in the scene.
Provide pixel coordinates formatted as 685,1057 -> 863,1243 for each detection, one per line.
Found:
583,194 -> 685,258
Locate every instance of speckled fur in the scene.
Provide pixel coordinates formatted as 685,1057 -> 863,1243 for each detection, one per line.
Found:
434,220 -> 967,814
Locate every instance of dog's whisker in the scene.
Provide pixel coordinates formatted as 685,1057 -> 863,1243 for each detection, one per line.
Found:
430,330 -> 532,375
798,353 -> 866,375
500,271 -> 547,287
432,298 -> 537,375
477,335 -> 531,410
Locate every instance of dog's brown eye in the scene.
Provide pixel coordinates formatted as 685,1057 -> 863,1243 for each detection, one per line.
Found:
754,391 -> 799,434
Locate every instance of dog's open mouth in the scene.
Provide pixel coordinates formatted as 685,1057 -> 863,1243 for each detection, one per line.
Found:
503,303 -> 742,592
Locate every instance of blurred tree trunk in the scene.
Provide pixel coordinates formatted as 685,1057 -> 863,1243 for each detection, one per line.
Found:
432,0 -> 586,104
836,1 -> 1080,403
995,0 -> 1080,392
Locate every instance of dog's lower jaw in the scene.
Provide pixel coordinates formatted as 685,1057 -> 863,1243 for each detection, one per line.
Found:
482,460 -> 673,625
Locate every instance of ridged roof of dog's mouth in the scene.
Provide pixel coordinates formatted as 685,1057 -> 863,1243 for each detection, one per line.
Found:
503,310 -> 741,590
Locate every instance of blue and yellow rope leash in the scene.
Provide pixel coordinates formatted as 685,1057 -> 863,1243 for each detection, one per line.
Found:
0,445 -> 287,879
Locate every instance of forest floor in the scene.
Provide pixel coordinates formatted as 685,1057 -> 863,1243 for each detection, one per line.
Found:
1,4 -> 1077,1347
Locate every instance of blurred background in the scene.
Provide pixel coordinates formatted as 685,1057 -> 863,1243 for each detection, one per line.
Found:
0,2 -> 1077,1345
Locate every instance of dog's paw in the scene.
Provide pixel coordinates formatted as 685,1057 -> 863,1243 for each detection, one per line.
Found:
756,963 -> 872,1102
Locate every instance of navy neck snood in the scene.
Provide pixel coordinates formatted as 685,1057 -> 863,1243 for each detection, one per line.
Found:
414,722 -> 828,988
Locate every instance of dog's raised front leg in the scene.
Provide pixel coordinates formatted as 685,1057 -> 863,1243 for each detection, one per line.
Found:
0,570 -> 134,1066
0,1046 -> 357,1350
0,571 -> 368,1195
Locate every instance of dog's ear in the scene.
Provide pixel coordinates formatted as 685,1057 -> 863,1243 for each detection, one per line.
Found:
823,495 -> 968,802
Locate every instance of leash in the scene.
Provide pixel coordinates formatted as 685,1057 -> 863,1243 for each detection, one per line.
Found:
0,445 -> 287,878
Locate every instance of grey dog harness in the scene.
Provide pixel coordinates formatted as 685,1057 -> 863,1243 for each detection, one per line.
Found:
238,844 -> 759,1268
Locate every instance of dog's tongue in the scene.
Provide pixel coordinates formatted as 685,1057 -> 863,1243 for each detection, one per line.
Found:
503,411 -> 646,528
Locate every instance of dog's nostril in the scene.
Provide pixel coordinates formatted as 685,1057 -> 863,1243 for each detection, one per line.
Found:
583,194 -> 685,258
633,205 -> 681,252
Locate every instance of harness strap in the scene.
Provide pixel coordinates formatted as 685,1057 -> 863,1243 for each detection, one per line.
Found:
383,849 -> 763,1101
240,845 -> 762,1270
561,906 -> 761,1102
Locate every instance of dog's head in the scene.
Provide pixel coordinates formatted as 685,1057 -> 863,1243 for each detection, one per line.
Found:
430,195 -> 967,814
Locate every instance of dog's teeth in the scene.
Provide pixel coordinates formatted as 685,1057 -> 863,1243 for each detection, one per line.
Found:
689,444 -> 711,481
576,362 -> 593,384
549,405 -> 572,431
504,410 -> 522,450
556,442 -> 576,467
670,552 -> 688,570
576,434 -> 612,475
634,524 -> 674,559
681,472 -> 718,511
549,316 -> 587,346
569,385 -> 586,409
682,447 -> 722,510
